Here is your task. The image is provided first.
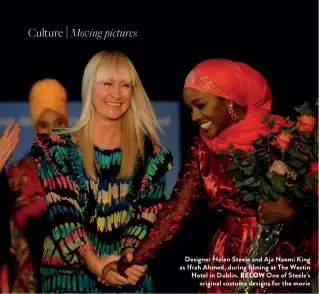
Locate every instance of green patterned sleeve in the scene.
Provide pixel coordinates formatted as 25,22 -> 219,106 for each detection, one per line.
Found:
120,145 -> 173,253
32,133 -> 95,266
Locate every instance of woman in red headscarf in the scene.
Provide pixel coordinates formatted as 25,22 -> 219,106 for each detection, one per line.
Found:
101,59 -> 318,293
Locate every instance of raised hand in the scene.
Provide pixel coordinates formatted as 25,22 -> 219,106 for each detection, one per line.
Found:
0,121 -> 20,172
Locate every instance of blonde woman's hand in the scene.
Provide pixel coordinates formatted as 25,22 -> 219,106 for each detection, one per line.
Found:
124,263 -> 148,286
122,248 -> 148,286
0,121 -> 20,172
98,249 -> 148,287
97,255 -> 130,287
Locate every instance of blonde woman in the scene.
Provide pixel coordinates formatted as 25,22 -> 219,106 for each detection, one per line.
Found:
32,51 -> 173,293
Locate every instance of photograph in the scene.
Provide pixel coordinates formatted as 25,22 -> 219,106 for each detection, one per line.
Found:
0,3 -> 317,293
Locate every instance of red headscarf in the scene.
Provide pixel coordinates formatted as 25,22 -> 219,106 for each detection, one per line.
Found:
184,58 -> 290,152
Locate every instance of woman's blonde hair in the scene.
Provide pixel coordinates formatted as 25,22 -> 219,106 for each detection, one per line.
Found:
56,50 -> 163,180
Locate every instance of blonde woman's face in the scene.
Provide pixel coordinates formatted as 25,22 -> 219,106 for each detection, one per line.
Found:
92,74 -> 132,121
36,109 -> 68,134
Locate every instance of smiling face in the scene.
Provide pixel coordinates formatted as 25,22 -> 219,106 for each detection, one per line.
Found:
92,73 -> 132,121
183,87 -> 232,138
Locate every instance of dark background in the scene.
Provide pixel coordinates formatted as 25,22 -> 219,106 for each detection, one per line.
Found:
0,3 -> 318,293
1,3 -> 318,158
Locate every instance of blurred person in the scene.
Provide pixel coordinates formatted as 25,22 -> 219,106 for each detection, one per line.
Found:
0,121 -> 20,293
6,79 -> 68,293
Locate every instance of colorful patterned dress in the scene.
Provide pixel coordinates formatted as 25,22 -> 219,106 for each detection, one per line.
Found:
31,132 -> 173,293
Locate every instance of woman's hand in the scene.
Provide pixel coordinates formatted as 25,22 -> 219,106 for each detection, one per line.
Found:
98,249 -> 148,287
121,248 -> 148,285
0,121 -> 20,172
82,250 -> 129,287
258,196 -> 295,225
97,255 -> 130,287
124,263 -> 148,286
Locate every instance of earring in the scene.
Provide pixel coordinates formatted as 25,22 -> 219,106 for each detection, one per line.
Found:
228,103 -> 239,122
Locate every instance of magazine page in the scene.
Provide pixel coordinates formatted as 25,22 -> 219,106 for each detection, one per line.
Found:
0,4 -> 317,293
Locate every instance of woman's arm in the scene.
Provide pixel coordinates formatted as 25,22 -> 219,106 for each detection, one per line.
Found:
105,137 -> 206,277
32,134 -> 115,278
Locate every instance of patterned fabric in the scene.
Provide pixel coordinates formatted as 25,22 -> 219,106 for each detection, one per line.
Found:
7,156 -> 46,215
0,170 -> 12,293
118,135 -> 317,293
31,132 -> 173,293
7,156 -> 47,293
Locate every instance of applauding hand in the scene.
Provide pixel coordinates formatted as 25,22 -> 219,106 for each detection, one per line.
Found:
0,121 -> 20,172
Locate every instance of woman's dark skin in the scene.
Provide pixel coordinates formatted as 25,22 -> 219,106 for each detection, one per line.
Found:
100,88 -> 296,286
